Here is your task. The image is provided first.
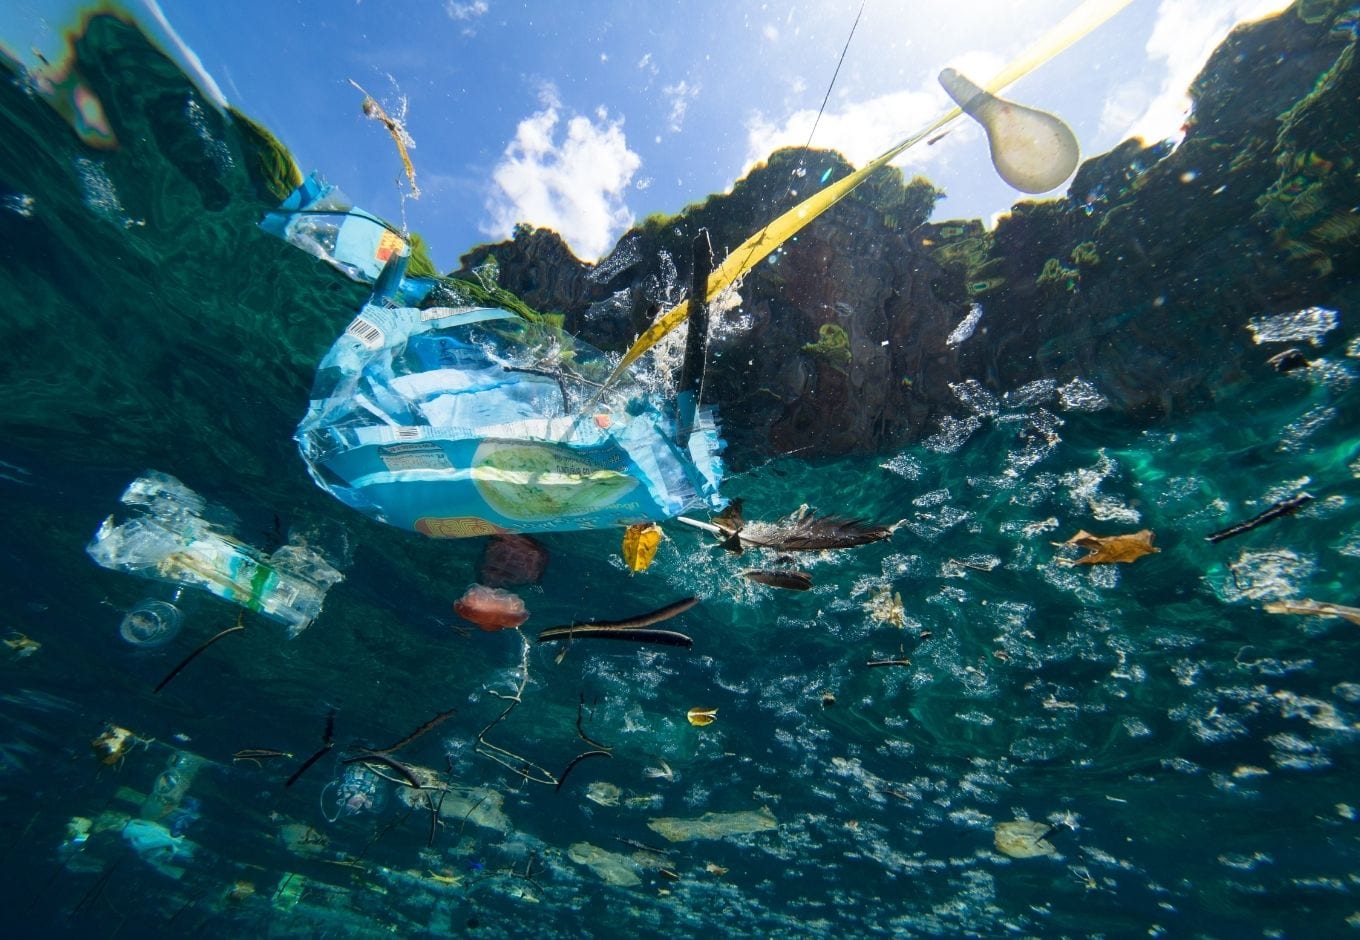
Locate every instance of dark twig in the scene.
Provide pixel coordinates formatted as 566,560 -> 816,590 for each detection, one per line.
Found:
285,708 -> 340,788
370,707 -> 457,757
555,749 -> 612,792
1206,492 -> 1312,544
537,626 -> 693,648
285,746 -> 332,788
154,614 -> 245,694
457,793 -> 492,841
428,789 -> 448,848
615,836 -> 674,857
576,693 -> 613,751
866,659 -> 912,668
538,597 -> 698,633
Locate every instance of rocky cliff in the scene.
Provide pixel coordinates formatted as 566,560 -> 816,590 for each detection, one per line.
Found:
453,0 -> 1360,465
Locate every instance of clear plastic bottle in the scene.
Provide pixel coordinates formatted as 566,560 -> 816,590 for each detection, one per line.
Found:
88,472 -> 343,636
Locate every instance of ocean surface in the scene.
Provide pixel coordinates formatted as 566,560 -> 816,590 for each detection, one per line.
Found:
2,7 -> 1359,939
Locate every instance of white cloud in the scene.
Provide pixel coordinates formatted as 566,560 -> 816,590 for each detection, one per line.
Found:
484,90 -> 641,261
742,48 -> 1007,175
662,80 -> 699,132
745,89 -> 930,171
445,1 -> 488,20
1119,0 -> 1293,144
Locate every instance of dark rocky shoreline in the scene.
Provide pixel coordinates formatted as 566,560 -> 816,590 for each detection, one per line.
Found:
452,1 -> 1360,464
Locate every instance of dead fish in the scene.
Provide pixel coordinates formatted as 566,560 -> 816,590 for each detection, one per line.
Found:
741,569 -> 812,591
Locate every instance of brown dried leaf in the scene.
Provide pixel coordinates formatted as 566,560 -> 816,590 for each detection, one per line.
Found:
1264,598 -> 1360,627
1058,529 -> 1159,566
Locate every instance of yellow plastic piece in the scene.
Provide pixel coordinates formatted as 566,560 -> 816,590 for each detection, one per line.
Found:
621,522 -> 663,572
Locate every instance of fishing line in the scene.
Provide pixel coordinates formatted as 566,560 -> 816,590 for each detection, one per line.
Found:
804,0 -> 868,151
599,0 -> 1135,391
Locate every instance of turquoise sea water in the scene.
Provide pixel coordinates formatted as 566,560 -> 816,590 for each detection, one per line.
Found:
2,9 -> 1360,939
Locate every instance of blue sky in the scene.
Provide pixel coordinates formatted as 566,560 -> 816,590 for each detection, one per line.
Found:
10,0 -> 1293,268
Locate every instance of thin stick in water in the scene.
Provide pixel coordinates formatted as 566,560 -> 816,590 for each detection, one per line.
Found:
555,749 -> 612,792
576,693 -> 612,751
284,745 -> 332,788
370,706 -> 457,756
537,626 -> 694,648
153,614 -> 245,695
542,596 -> 699,632
1206,492 -> 1312,544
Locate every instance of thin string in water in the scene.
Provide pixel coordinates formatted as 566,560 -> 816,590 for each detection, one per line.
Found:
804,0 -> 869,151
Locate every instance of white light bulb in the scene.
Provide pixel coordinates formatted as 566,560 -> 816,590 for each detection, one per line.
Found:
939,68 -> 1079,194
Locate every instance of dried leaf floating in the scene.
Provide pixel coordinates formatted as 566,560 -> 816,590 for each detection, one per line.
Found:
621,523 -> 663,573
1264,598 -> 1360,627
1057,529 -> 1159,566
994,820 -> 1056,858
686,707 -> 718,727
741,569 -> 813,591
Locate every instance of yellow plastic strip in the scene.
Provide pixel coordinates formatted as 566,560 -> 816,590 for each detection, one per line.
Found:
606,0 -> 1135,384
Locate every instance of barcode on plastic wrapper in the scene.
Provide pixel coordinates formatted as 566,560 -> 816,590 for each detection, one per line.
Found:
345,316 -> 384,350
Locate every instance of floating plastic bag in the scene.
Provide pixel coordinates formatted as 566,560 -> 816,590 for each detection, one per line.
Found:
260,174 -> 407,285
87,471 -> 343,636
295,299 -> 723,536
268,175 -> 724,538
